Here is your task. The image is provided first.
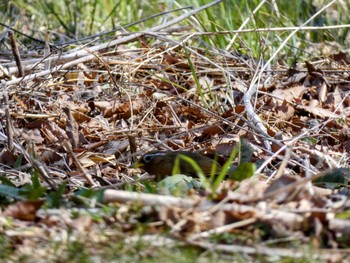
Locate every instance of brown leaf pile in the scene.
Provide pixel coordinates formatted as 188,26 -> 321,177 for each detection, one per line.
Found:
1,30 -> 350,260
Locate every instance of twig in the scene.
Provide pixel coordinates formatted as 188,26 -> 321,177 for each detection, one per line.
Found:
103,189 -> 198,207
62,140 -> 96,187
0,130 -> 57,189
1,81 -> 13,151
266,147 -> 291,183
253,171 -> 328,202
198,24 -> 350,36
103,189 -> 303,227
31,159 -> 57,190
62,107 -> 80,149
8,30 -> 24,77
187,218 -> 257,241
244,82 -> 272,152
11,113 -> 59,119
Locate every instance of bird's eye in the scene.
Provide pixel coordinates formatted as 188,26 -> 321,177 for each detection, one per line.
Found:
143,152 -> 167,163
143,154 -> 154,163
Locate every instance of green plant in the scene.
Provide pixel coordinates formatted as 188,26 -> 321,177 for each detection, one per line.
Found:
170,140 -> 256,194
0,170 -> 46,202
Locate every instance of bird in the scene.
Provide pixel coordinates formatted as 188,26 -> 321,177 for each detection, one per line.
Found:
131,150 -> 221,181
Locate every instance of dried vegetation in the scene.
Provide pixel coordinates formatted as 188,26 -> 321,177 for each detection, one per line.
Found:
0,1 -> 350,262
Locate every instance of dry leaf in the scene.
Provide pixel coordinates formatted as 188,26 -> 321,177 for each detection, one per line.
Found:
317,82 -> 328,103
298,105 -> 341,118
4,200 -> 44,221
272,85 -> 306,103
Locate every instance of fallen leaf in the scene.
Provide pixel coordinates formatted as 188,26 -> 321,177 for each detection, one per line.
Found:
4,200 -> 44,221
298,105 -> 341,118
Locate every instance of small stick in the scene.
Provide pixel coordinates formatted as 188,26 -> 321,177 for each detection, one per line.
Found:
8,30 -> 24,77
1,80 -> 13,151
62,140 -> 96,187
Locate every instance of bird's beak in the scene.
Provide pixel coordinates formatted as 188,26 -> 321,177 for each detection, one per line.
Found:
129,161 -> 143,169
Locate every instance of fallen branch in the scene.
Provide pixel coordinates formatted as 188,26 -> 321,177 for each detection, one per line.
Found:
103,189 -> 304,228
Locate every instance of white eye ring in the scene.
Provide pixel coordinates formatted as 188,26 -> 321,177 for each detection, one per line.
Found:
143,152 -> 167,163
143,154 -> 154,163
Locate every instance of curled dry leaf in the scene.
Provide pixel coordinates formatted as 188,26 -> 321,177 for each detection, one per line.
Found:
22,128 -> 44,144
39,149 -> 62,164
215,142 -> 237,157
272,85 -> 306,104
0,148 -> 19,166
4,200 -> 44,221
297,105 -> 341,119
330,51 -> 349,65
275,100 -> 295,121
41,121 -> 69,144
113,98 -> 144,119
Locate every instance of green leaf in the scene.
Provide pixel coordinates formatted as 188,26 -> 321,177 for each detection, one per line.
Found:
46,183 -> 67,208
313,168 -> 350,189
300,137 -> 318,145
228,162 -> 256,181
74,188 -> 104,203
239,138 -> 254,164
20,184 -> 47,200
31,170 -> 42,189
0,176 -> 16,187
143,181 -> 158,194
158,174 -> 201,196
13,155 -> 23,169
176,154 -> 210,189
19,171 -> 47,200
212,144 -> 239,192
0,170 -> 49,202
336,209 -> 350,219
172,156 -> 182,176
184,48 -> 208,108
0,185 -> 24,200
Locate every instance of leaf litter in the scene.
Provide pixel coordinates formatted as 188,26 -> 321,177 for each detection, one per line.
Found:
1,11 -> 350,263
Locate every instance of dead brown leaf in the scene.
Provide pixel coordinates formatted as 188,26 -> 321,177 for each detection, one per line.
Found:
4,200 -> 44,221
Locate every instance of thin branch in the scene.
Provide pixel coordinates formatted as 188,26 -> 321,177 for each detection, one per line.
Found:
8,30 -> 24,77
62,140 -> 96,187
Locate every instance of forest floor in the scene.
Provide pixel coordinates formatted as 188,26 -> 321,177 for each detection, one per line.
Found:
1,2 -> 350,262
